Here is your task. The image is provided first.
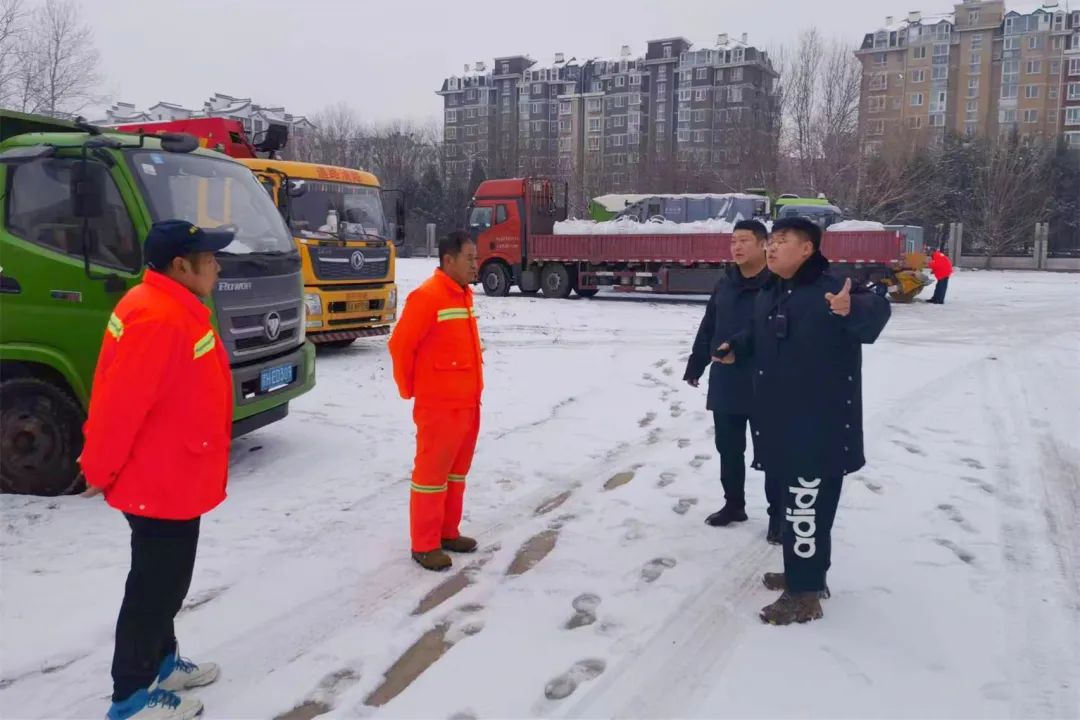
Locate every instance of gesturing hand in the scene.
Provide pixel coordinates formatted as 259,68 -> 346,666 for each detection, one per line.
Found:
825,278 -> 852,317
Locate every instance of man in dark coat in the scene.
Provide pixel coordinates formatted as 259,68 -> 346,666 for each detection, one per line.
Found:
717,217 -> 891,625
684,220 -> 782,541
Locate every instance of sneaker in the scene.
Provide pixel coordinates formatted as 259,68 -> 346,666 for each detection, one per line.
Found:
441,536 -> 478,554
762,572 -> 830,599
766,516 -> 783,545
157,649 -> 220,693
107,688 -> 203,720
705,504 -> 748,527
759,591 -> 824,625
412,549 -> 452,571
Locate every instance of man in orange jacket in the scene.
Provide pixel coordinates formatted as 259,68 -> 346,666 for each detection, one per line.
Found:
82,220 -> 234,720
928,247 -> 953,305
389,231 -> 483,571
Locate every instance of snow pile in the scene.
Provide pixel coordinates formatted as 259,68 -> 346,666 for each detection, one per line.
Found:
555,216 -> 774,235
828,220 -> 887,232
593,192 -> 763,213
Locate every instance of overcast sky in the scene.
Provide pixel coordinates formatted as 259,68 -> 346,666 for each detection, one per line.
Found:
81,0 -> 961,124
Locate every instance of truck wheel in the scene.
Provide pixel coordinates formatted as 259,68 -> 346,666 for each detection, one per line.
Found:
575,288 -> 599,298
481,263 -> 511,297
541,263 -> 573,299
0,378 -> 85,496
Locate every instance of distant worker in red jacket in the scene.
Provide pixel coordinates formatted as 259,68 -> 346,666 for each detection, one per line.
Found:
928,247 -> 953,305
389,231 -> 483,572
81,220 -> 234,720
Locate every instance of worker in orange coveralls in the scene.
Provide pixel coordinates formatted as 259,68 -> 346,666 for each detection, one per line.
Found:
388,231 -> 483,571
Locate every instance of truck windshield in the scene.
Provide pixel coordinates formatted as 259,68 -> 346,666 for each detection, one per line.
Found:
127,150 -> 295,255
288,180 -> 388,241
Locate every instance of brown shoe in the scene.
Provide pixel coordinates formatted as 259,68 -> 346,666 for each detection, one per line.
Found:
412,549 -> 452,571
759,591 -> 824,625
762,572 -> 830,599
441,536 -> 478,554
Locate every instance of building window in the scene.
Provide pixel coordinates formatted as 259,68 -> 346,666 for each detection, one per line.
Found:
969,10 -> 979,23
867,119 -> 885,135
501,62 -> 510,74
911,92 -> 925,107
907,116 -> 924,129
931,91 -> 948,113
1024,109 -> 1040,124
696,67 -> 708,80
933,65 -> 949,80
1053,36 -> 1065,50
1000,109 -> 1019,124
693,130 -> 706,142
1051,60 -> 1061,75
730,87 -> 743,103
933,43 -> 949,58
588,118 -> 601,132
663,45 -> 673,58
693,109 -> 706,122
1070,108 -> 1080,128
694,88 -> 708,101
868,96 -> 885,112
445,127 -> 457,140
870,73 -> 887,91
971,33 -> 983,49
1049,85 -> 1058,99
1069,83 -> 1080,100
587,98 -> 602,113
630,74 -> 641,86
912,46 -> 928,60
1029,36 -> 1041,50
530,103 -> 542,115
679,89 -> 691,102
587,136 -> 600,150
875,53 -> 887,66
1027,60 -> 1042,75
657,82 -> 668,96
1026,85 -> 1041,99
559,119 -> 571,132
1004,36 -> 1021,51
930,114 -> 946,127
560,101 -> 571,115
911,69 -> 926,83
1070,58 -> 1080,76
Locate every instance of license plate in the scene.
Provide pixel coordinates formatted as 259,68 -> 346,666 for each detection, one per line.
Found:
346,301 -> 369,312
260,364 -> 295,393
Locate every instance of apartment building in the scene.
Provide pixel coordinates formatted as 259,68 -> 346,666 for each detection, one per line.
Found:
857,1 -> 1080,152
438,35 -> 778,196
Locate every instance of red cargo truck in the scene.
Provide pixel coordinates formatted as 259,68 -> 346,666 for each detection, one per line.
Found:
468,177 -> 917,298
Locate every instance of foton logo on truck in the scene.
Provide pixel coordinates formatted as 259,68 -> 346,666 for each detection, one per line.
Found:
218,280 -> 253,292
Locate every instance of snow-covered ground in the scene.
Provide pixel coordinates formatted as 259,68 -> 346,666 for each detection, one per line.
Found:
2,260 -> 1079,719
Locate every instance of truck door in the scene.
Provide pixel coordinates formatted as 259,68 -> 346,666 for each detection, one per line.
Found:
0,153 -> 146,401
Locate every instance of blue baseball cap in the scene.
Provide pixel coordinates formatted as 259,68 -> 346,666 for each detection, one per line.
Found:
145,220 -> 234,271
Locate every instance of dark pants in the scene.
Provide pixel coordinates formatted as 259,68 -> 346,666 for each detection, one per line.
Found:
111,514 -> 200,702
782,475 -> 843,593
929,277 -> 949,304
713,412 -> 783,517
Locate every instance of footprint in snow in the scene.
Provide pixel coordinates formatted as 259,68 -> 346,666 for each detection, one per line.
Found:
690,454 -> 709,469
646,428 -> 662,445
657,472 -> 677,488
677,438 -> 692,449
933,538 -> 976,565
960,457 -> 985,470
891,440 -> 925,456
937,504 -> 977,533
673,498 -> 699,515
960,476 -> 995,495
638,412 -> 657,428
670,402 -> 684,418
566,593 -> 602,630
858,478 -> 884,495
641,557 -> 677,583
544,659 -> 607,700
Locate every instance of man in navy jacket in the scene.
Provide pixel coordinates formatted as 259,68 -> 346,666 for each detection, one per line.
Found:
718,217 -> 891,625
684,220 -> 782,542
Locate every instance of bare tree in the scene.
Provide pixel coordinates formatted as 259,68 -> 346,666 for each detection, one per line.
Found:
21,0 -> 101,116
0,0 -> 25,108
964,134 -> 1054,267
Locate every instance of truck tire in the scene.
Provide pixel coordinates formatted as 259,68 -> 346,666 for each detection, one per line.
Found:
481,263 -> 511,297
541,263 -> 573,299
0,378 -> 85,496
575,288 -> 599,298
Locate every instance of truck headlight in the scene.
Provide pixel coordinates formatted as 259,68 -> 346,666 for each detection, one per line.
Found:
388,287 -> 398,308
304,293 -> 322,317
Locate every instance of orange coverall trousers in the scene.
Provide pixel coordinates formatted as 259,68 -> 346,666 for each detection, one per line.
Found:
410,404 -> 480,553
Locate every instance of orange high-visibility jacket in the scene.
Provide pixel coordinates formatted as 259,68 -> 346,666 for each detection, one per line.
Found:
80,271 -> 233,520
389,269 -> 483,409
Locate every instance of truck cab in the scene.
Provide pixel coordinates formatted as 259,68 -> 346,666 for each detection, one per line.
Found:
240,160 -> 400,347
0,111 -> 316,495
468,177 -> 567,297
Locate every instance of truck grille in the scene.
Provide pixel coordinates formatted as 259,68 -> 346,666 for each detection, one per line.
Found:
309,246 -> 390,281
212,272 -> 304,364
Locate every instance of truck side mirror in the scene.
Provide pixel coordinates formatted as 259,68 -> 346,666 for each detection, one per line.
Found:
395,198 -> 406,245
71,161 -> 106,219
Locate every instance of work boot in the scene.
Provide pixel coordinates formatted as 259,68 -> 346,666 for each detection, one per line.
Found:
412,549 -> 452,572
704,504 -> 748,527
762,572 -> 830,599
759,591 -> 824,625
766,516 -> 783,545
441,535 -> 478,554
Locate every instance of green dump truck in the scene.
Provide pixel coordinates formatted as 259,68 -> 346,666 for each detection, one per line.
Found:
0,111 -> 316,496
